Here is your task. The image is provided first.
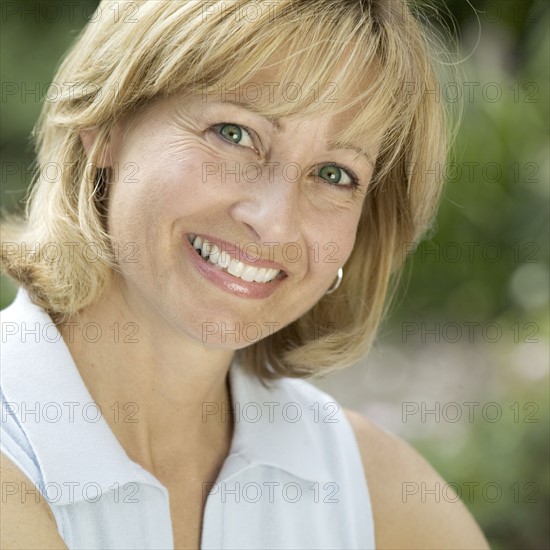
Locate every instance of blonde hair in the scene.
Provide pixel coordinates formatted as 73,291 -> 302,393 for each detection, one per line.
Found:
1,0 -> 459,380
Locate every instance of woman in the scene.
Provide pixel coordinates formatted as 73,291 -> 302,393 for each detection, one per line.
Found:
1,0 -> 490,548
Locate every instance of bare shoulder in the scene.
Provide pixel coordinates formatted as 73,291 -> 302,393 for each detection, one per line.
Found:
0,453 -> 67,549
343,408 -> 491,550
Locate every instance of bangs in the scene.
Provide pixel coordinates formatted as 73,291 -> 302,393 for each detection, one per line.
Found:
139,1 -> 433,184
49,1 -> 443,189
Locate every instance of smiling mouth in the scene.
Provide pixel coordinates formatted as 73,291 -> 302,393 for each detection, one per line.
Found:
187,234 -> 285,284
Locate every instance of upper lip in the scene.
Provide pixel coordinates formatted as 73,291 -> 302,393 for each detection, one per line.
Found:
187,233 -> 290,274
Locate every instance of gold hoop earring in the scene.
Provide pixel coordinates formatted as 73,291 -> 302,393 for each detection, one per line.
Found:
325,268 -> 343,295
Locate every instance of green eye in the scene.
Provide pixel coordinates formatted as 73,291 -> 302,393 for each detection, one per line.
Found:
217,123 -> 255,149
318,164 -> 356,187
220,124 -> 242,144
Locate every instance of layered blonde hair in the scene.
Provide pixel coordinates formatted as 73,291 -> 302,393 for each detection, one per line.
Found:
1,0 -> 458,380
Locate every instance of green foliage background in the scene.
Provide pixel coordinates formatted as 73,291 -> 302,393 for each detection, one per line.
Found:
1,1 -> 548,548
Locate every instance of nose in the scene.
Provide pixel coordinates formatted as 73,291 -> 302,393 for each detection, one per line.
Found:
229,163 -> 302,246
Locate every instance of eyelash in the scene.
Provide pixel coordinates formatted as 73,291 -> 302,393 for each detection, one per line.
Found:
210,122 -> 361,190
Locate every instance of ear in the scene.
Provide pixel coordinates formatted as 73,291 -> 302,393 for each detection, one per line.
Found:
79,128 -> 115,168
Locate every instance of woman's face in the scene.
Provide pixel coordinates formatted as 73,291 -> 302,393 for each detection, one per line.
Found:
104,69 -> 378,348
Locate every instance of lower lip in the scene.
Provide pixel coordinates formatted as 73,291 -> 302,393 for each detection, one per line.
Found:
183,236 -> 286,299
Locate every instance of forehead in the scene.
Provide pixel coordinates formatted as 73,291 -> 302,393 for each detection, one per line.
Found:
201,47 -> 384,152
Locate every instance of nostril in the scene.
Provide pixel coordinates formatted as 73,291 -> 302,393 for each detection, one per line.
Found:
244,223 -> 261,241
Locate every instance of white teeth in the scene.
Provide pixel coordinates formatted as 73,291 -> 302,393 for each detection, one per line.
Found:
192,235 -> 202,249
188,235 -> 281,283
208,244 -> 220,264
265,268 -> 278,282
218,251 -> 231,269
227,258 -> 245,277
254,267 -> 267,283
240,265 -> 258,282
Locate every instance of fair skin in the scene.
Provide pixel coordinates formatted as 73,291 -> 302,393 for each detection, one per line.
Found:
0,71 -> 490,549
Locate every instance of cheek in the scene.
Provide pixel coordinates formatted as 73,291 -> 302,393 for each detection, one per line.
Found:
106,184 -> 155,283
340,222 -> 361,260
107,138 -> 240,277
306,211 -> 362,271
110,142 -> 221,231
145,139 -> 242,216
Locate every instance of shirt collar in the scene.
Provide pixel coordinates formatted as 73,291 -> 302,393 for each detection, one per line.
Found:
225,358 -> 334,483
1,288 -> 332,505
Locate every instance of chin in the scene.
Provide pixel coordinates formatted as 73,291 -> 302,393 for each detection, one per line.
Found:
193,313 -> 274,349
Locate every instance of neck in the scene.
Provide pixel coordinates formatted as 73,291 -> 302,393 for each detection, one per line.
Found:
57,278 -> 235,481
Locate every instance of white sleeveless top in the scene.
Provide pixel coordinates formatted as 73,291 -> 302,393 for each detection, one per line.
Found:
1,288 -> 376,549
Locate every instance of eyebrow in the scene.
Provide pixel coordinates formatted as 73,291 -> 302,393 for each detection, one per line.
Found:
213,100 -> 376,167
